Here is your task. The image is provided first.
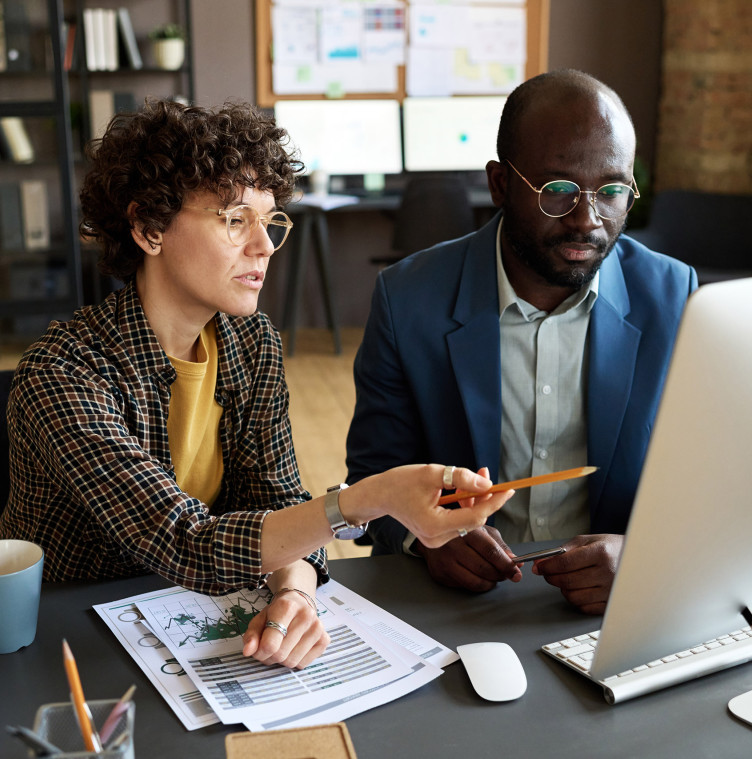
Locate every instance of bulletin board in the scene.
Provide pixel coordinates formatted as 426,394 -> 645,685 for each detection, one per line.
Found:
254,0 -> 550,107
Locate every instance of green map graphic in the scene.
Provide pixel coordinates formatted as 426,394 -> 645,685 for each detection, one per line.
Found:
165,595 -> 268,647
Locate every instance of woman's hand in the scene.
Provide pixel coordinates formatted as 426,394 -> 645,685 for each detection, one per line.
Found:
242,588 -> 329,669
342,464 -> 515,549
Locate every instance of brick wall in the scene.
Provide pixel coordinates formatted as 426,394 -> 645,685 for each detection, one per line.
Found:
655,0 -> 752,193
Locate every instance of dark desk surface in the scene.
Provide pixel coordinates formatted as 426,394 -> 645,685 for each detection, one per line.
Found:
3,552 -> 752,758
290,187 -> 494,213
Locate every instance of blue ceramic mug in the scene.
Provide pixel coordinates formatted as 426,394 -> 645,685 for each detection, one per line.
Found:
0,539 -> 44,654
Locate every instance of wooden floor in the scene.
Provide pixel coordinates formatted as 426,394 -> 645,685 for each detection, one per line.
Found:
0,327 -> 371,561
282,328 -> 371,560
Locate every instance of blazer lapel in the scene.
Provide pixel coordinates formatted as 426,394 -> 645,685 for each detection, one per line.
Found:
587,249 -> 642,511
447,215 -> 503,480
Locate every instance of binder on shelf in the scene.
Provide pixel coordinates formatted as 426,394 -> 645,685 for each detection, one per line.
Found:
89,89 -> 136,140
0,117 -> 34,163
0,182 -> 23,250
117,7 -> 142,69
19,179 -> 50,250
3,0 -> 31,71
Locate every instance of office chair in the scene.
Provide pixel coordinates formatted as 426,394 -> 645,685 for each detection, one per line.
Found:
628,190 -> 752,285
370,176 -> 475,268
0,369 -> 14,513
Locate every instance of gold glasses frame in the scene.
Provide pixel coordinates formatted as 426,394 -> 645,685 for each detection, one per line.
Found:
184,205 -> 294,250
504,159 -> 640,220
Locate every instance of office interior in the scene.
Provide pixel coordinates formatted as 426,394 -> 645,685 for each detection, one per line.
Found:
192,0 -> 750,332
1,0 -> 749,352
1,5 -> 752,753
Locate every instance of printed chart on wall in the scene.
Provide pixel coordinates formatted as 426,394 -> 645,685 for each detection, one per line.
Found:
263,0 -> 528,100
94,580 -> 457,732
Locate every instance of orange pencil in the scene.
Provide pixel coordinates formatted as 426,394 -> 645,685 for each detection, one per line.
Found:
439,465 -> 598,506
62,639 -> 102,752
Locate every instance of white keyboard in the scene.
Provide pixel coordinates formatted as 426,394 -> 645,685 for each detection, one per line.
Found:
542,626 -> 752,704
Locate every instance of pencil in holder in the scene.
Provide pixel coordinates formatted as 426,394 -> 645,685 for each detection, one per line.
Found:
32,699 -> 135,759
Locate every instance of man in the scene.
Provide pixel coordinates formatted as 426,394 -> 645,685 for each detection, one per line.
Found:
346,70 -> 698,614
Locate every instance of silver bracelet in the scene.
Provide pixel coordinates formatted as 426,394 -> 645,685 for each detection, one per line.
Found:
272,587 -> 317,611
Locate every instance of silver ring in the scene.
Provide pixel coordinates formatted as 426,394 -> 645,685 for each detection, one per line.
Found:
442,465 -> 456,489
457,528 -> 468,538
265,620 -> 288,637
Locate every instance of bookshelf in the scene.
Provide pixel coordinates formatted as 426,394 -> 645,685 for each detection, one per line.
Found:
0,0 -> 194,346
0,0 -> 82,341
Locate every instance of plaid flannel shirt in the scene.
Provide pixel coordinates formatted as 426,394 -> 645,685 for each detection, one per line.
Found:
0,281 -> 328,592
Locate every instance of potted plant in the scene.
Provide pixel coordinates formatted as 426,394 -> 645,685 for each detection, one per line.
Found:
149,23 -> 185,70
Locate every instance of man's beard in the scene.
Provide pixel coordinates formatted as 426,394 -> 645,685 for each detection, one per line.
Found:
506,220 -> 625,290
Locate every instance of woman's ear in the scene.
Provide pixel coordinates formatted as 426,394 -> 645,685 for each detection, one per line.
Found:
127,201 -> 162,256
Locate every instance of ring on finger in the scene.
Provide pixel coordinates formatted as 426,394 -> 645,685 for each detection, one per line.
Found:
442,465 -> 456,489
457,528 -> 468,538
265,620 -> 288,637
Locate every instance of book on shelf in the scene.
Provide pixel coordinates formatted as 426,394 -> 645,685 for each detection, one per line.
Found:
83,7 -> 112,71
62,20 -> 77,71
117,7 -> 142,69
89,89 -> 137,140
92,8 -> 107,70
19,179 -> 50,250
82,8 -> 97,70
0,117 -> 34,163
0,1 -> 7,73
0,182 -> 23,250
103,8 -> 118,71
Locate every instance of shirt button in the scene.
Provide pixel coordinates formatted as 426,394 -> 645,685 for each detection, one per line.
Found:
541,384 -> 552,395
536,517 -> 546,527
537,449 -> 549,460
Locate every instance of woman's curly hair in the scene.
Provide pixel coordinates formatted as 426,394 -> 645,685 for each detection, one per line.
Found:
79,98 -> 303,281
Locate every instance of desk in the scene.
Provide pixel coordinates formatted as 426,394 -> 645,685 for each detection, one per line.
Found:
3,552 -> 751,758
282,189 -> 494,356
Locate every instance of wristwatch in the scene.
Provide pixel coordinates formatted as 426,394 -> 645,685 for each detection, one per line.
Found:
325,483 -> 368,540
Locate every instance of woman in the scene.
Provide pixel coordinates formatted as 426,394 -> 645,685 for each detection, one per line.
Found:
0,100 -> 513,669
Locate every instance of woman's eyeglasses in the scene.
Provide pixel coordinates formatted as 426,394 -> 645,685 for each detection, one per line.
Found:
184,205 -> 294,250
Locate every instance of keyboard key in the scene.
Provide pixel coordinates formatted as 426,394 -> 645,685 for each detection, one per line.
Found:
556,643 -> 594,658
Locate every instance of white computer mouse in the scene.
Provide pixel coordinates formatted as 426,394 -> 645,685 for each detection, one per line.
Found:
457,641 -> 527,701
728,690 -> 752,726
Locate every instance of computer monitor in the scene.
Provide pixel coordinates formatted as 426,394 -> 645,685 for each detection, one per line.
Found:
402,96 -> 506,172
273,99 -> 403,176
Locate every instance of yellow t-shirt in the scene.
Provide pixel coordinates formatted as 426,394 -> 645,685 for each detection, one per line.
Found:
166,321 -> 224,506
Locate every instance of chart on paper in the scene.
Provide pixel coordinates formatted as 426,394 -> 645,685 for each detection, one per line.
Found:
136,586 -> 414,729
144,587 -> 270,649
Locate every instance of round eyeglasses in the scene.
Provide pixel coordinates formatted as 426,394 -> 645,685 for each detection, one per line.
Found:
184,205 -> 294,250
505,159 -> 640,220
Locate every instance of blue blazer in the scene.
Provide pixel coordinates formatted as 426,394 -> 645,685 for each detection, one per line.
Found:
346,213 -> 698,554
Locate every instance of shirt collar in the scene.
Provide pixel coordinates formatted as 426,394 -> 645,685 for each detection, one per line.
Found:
495,217 -> 599,321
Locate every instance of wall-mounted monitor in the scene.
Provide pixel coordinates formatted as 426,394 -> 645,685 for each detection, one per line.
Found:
274,99 -> 403,176
402,96 -> 507,172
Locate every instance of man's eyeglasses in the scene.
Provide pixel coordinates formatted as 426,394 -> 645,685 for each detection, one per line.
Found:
504,159 -> 640,220
184,205 -> 294,250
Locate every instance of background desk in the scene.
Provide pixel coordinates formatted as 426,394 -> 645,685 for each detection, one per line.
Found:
281,189 -> 495,355
3,552 -> 752,758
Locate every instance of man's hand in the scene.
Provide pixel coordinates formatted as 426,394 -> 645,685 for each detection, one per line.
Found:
414,525 -> 522,592
532,534 -> 624,614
